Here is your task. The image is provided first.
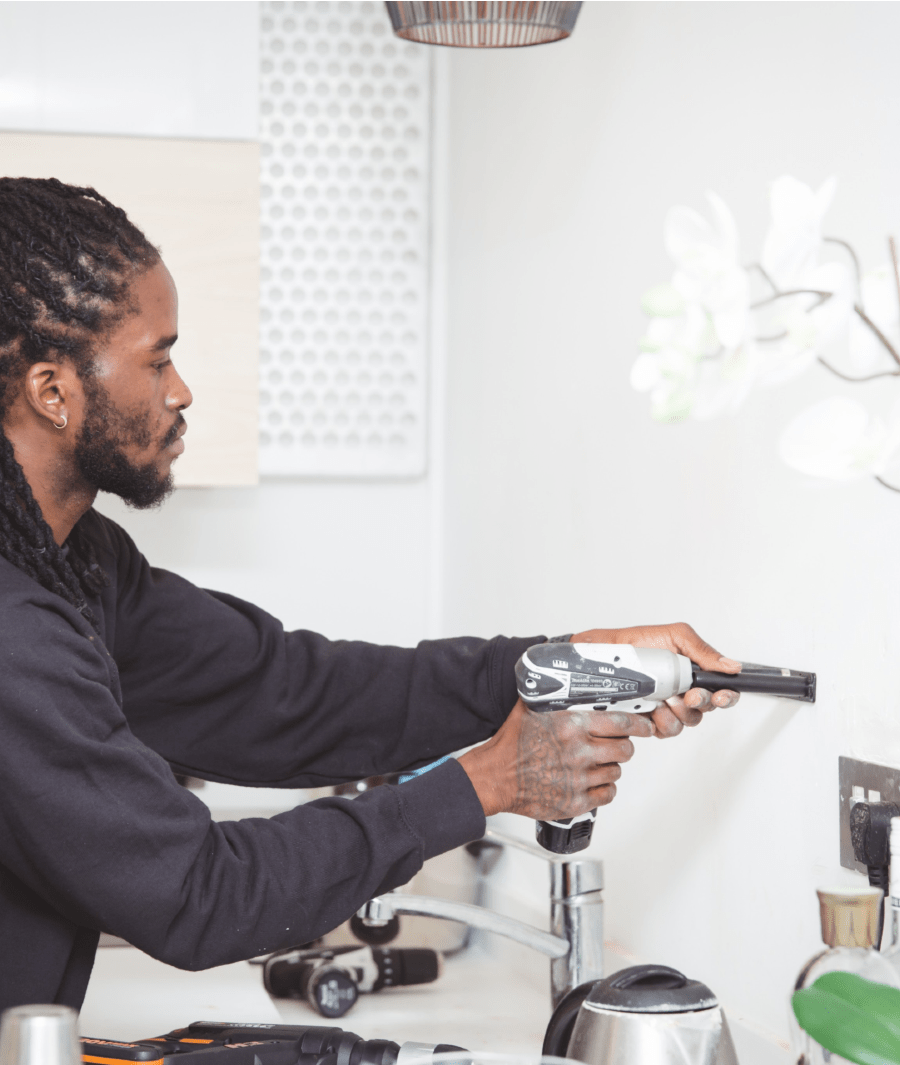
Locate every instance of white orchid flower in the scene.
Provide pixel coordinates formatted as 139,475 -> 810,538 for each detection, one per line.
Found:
753,260 -> 855,387
761,175 -> 837,290
690,344 -> 758,420
634,191 -> 756,421
630,345 -> 696,423
847,264 -> 900,375
632,301 -> 705,423
778,396 -> 900,480
665,192 -> 751,349
633,309 -> 757,423
634,173 -> 900,493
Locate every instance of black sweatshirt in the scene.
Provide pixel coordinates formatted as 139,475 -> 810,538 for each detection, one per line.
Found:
0,509 -> 537,1012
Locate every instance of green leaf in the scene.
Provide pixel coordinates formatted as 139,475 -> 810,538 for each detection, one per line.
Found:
815,971 -> 900,1035
792,973 -> 900,1065
641,283 -> 685,318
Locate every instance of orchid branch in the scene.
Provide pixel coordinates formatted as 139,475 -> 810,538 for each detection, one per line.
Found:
824,237 -> 862,301
748,262 -> 779,295
746,270 -> 900,378
853,303 -> 900,369
816,357 -> 900,383
890,235 -> 900,322
750,289 -> 833,311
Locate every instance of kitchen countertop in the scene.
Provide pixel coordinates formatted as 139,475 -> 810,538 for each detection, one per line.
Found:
79,936 -> 790,1065
79,936 -> 552,1052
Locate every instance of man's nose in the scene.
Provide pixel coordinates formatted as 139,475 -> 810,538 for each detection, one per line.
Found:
166,368 -> 193,412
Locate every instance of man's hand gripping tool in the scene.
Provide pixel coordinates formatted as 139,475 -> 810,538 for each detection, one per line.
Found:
514,642 -> 816,855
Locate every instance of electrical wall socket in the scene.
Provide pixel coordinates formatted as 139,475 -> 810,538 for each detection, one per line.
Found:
839,756 -> 900,872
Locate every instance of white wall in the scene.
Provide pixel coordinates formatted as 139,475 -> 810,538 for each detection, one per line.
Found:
95,481 -> 436,646
441,0 -> 900,1048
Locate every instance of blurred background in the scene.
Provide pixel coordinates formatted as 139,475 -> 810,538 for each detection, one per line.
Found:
2,0 -> 899,1055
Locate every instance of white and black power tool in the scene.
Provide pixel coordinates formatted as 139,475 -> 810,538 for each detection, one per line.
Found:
514,642 -> 816,854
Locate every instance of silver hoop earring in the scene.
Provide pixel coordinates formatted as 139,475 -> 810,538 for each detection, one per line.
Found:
54,416 -> 68,430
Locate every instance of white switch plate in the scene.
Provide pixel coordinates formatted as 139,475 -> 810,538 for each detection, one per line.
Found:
839,756 -> 900,872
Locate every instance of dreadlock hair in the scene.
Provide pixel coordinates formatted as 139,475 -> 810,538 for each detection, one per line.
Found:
0,176 -> 159,631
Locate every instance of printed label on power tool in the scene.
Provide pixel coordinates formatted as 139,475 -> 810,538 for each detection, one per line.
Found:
568,673 -> 641,697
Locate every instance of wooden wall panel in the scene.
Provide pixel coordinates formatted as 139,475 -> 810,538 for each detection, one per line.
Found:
0,132 -> 259,486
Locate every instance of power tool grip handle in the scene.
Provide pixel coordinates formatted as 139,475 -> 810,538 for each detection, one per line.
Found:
536,811 -> 596,854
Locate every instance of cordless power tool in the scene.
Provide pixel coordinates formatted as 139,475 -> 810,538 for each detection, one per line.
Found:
81,1021 -> 463,1065
263,943 -> 440,1018
515,642 -> 816,854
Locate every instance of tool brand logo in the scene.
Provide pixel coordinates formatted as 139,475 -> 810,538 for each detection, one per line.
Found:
82,1041 -> 140,1049
320,978 -> 354,1013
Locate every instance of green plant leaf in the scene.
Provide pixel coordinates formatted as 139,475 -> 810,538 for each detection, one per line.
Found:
814,972 -> 900,1036
792,973 -> 900,1065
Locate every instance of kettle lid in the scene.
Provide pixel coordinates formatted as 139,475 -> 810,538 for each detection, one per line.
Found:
584,964 -> 719,1014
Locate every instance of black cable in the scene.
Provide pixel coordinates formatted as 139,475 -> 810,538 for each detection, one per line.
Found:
849,801 -> 899,950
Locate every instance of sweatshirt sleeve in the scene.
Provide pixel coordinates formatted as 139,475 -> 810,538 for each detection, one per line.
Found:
93,514 -> 540,787
0,513 -> 547,971
0,594 -> 496,970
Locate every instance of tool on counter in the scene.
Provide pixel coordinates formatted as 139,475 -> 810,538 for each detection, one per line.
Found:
81,1022 -> 464,1065
515,642 -> 817,854
262,944 -> 441,1018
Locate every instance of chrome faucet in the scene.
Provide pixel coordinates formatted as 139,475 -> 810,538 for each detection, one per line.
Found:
357,827 -> 604,1008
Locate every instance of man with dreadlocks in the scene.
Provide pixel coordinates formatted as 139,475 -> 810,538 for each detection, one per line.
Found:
0,176 -> 740,1011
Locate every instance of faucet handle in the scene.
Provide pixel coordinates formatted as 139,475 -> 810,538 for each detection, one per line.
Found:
356,894 -> 396,927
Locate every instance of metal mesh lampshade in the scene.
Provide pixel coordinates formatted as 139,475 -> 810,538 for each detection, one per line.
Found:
384,2 -> 583,48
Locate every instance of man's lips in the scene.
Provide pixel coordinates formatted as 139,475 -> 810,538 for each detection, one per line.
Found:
164,418 -> 187,453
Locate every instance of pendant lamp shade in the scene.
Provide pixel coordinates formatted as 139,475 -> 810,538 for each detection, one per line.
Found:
384,2 -> 583,48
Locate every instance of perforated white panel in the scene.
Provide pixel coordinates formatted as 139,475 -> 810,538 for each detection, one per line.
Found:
259,0 -> 431,477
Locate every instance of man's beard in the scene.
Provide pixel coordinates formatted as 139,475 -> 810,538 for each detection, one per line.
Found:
74,378 -> 183,510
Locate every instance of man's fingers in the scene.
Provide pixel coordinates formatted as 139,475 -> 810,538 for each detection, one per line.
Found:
683,686 -> 740,710
711,689 -> 739,708
667,622 -> 741,674
650,701 -> 690,736
683,687 -> 711,710
586,736 -> 635,764
589,782 -> 617,808
586,709 -> 654,738
571,622 -> 741,674
588,762 -> 622,787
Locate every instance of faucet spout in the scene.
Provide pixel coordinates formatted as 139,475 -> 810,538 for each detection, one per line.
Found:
357,827 -> 604,1010
357,894 -> 569,958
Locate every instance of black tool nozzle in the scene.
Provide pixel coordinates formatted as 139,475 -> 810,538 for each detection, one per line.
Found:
691,663 -> 816,703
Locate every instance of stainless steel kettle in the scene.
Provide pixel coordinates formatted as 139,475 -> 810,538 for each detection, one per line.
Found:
542,964 -> 740,1065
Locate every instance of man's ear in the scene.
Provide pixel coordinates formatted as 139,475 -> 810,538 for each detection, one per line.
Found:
24,362 -> 75,429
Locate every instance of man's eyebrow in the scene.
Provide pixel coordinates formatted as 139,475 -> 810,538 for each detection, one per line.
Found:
151,334 -> 178,353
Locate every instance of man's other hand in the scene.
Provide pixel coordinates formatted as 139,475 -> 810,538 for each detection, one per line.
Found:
570,621 -> 741,738
458,700 -> 653,819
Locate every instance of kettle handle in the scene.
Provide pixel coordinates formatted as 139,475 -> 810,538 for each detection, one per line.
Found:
542,981 -> 596,1059
605,964 -> 687,990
